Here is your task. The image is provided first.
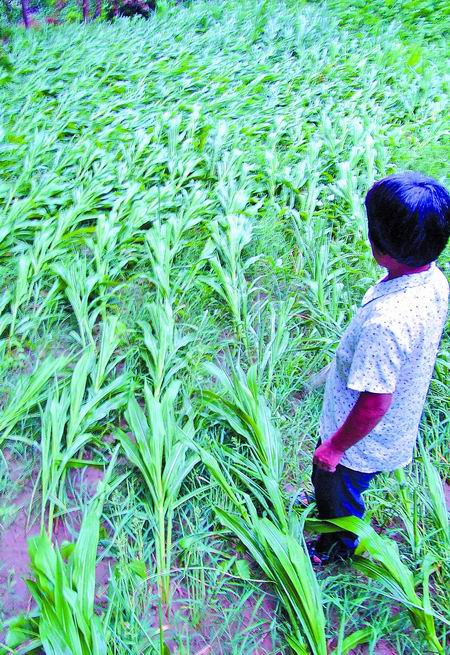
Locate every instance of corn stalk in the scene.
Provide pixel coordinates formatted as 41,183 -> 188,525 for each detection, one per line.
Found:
53,257 -> 102,348
202,362 -> 285,524
38,321 -> 128,536
196,444 -> 327,655
2,450 -> 119,655
0,356 -> 69,446
418,440 -> 450,548
306,516 -> 446,654
139,301 -> 193,399
117,381 -> 199,607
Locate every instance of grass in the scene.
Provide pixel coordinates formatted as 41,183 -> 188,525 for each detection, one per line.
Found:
0,1 -> 449,653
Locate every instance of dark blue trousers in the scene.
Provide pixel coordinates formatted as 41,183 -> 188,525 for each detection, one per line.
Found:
311,462 -> 378,553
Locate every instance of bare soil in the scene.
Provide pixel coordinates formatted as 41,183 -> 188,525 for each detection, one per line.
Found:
0,464 -> 111,621
0,460 -> 278,654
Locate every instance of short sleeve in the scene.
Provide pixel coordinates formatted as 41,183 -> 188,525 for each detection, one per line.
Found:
347,321 -> 407,393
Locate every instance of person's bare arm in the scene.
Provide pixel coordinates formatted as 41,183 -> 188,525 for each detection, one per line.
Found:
313,391 -> 393,472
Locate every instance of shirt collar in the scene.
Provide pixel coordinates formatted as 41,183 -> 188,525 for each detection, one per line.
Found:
361,263 -> 436,306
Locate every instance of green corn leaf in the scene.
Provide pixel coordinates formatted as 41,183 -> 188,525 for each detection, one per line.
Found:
0,356 -> 69,444
72,509 -> 100,627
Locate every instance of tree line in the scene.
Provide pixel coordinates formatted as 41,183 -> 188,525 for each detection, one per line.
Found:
1,0 -> 156,27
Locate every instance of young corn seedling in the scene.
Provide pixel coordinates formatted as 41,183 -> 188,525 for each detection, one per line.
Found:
202,362 -> 284,497
38,324 -> 128,535
292,214 -> 349,337
7,233 -> 64,342
139,300 -> 193,399
38,384 -> 71,533
283,168 -> 321,224
392,467 -> 421,556
27,509 -> 107,655
145,219 -> 184,302
198,360 -> 375,655
117,380 -> 199,607
1,174 -> 65,255
307,516 -> 446,654
86,213 -> 127,295
91,314 -> 126,392
200,213 -> 260,347
166,114 -> 203,192
330,158 -> 366,238
391,438 -> 450,557
418,439 -> 450,548
204,120 -> 228,176
27,212 -> 74,280
0,289 -> 11,340
199,360 -> 325,646
8,253 -> 32,338
254,298 -> 295,394
0,356 -> 69,447
144,192 -> 211,303
15,189 -> 105,310
195,442 -> 328,655
200,444 -> 377,655
196,147 -> 262,345
2,451 -> 119,655
202,362 -> 283,474
53,256 -> 102,348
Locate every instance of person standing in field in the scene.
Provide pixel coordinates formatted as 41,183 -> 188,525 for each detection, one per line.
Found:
309,172 -> 450,564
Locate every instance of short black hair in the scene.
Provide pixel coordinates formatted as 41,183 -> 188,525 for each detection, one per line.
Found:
365,172 -> 450,267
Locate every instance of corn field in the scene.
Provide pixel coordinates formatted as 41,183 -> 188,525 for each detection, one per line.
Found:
0,1 -> 449,654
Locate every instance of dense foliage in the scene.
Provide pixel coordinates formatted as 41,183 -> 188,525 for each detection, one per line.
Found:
0,1 -> 449,653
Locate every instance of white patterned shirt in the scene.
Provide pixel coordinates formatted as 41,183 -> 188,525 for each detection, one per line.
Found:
319,264 -> 449,473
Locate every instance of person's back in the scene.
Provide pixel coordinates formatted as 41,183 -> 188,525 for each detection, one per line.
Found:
309,171 -> 450,563
321,262 -> 448,473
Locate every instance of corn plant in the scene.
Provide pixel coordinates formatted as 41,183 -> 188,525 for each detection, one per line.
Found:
330,154 -> 372,240
0,356 -> 69,446
2,451 -> 119,655
307,516 -> 446,654
202,362 -> 286,526
53,257 -> 102,348
86,213 -> 128,295
7,243 -> 61,341
194,443 -> 329,655
37,326 -> 128,535
144,195 -> 211,302
291,214 -> 349,334
280,138 -> 323,221
166,114 -> 204,192
0,289 -> 11,339
117,381 -> 199,606
218,504 -> 328,655
203,363 -> 283,476
392,467 -> 421,556
254,298 -> 295,394
8,254 -> 31,338
205,213 -> 259,344
418,440 -> 450,547
198,361 -> 378,654
8,199 -> 109,343
139,301 -> 193,399
91,315 -> 125,392
390,441 -> 450,558
145,219 -> 188,302
195,361 -> 328,653
198,157 -> 261,344
27,508 -> 106,655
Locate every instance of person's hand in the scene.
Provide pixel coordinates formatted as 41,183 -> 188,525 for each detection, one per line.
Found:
313,440 -> 345,472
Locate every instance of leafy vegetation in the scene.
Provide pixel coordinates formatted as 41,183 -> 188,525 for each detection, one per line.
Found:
0,1 -> 448,653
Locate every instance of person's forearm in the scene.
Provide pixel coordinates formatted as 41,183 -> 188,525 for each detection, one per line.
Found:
329,391 -> 393,452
